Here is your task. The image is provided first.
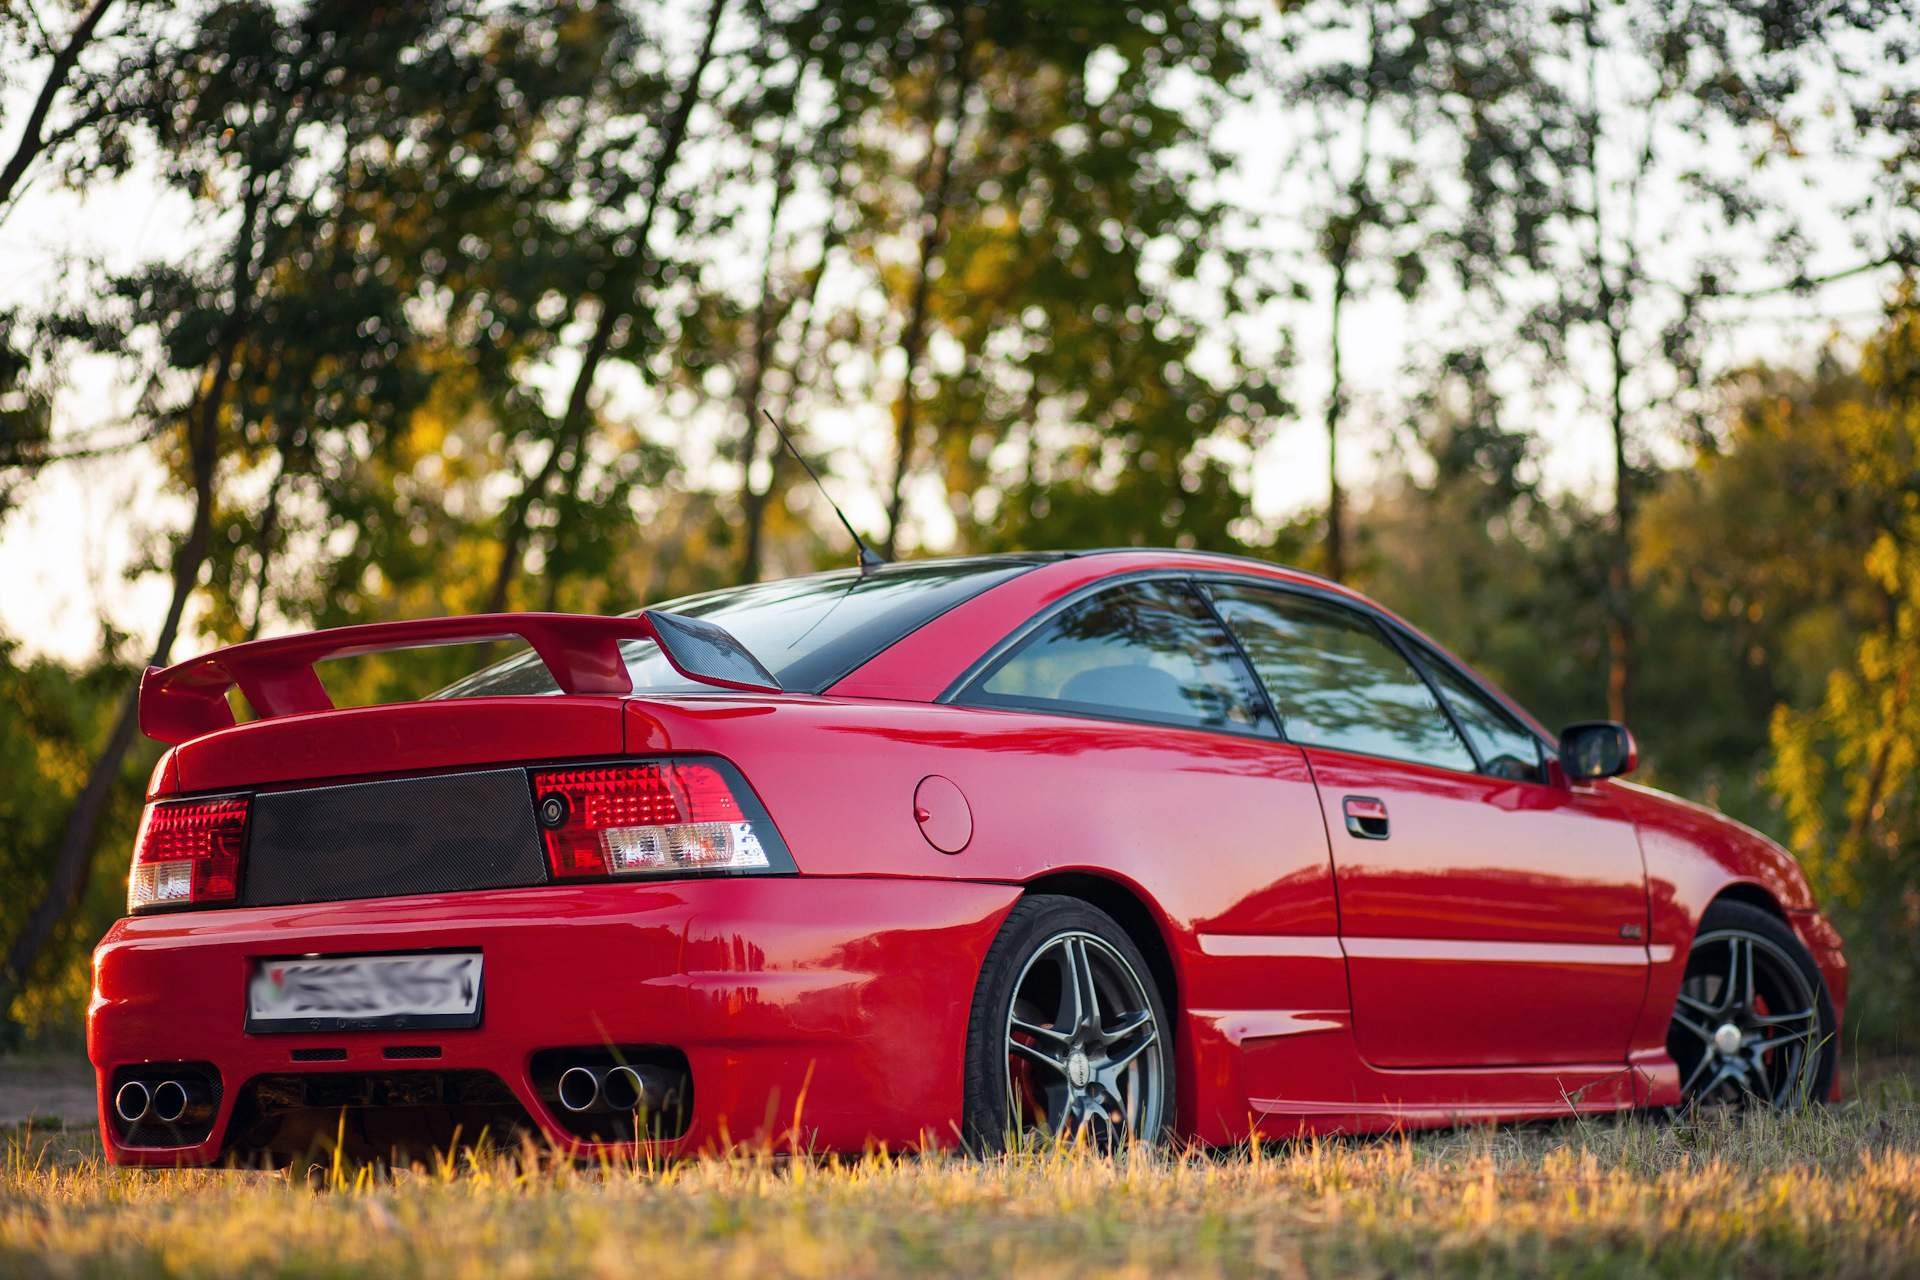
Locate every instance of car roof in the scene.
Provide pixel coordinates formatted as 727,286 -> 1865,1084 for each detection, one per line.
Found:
831,547 -> 1556,743
871,546 -> 1337,585
875,546 -> 1364,609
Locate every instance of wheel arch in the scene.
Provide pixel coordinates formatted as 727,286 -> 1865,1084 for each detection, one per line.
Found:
1019,871 -> 1181,1026
1707,880 -> 1790,922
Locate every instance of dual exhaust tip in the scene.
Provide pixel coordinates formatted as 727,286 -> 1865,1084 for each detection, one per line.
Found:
114,1077 -> 197,1126
556,1064 -> 666,1114
122,1062 -> 674,1125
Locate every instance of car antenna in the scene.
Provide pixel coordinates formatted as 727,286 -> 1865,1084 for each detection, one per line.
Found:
762,408 -> 888,574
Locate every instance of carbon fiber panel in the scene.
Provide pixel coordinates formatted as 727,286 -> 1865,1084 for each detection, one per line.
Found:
241,768 -> 546,906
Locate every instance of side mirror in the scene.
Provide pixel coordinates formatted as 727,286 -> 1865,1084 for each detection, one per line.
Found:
1558,721 -> 1638,780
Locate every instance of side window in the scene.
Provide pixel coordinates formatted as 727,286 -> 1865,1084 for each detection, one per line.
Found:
1206,584 -> 1475,772
963,580 -> 1275,735
1410,645 -> 1548,783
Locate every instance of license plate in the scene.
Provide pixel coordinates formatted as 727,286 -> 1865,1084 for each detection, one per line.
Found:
246,952 -> 483,1033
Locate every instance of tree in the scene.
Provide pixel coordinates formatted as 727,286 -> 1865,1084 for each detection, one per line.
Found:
1761,295 -> 1920,1042
0,0 -> 129,216
0,1 -> 476,1017
478,0 -> 730,615
1353,348 -> 1610,732
1475,0 -> 1916,723
0,640 -> 150,1041
658,1 -> 877,584
1638,355 -> 1891,716
0,323 -> 53,516
842,1 -> 1277,556
1268,0 -> 1425,581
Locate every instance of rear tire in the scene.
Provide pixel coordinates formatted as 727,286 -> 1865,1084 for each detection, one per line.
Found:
962,895 -> 1173,1153
1668,899 -> 1836,1109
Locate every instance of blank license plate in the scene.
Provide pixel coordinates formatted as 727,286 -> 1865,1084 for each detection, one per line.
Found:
246,952 -> 483,1033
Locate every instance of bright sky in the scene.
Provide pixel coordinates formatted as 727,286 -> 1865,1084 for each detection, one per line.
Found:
0,19 -> 1896,665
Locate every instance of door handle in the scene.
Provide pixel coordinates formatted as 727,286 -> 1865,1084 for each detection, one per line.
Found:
1343,796 -> 1390,840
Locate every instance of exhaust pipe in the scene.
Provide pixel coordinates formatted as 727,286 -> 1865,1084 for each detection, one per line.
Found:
601,1065 -> 644,1111
151,1079 -> 190,1124
114,1080 -> 152,1125
606,1064 -> 686,1116
556,1066 -> 601,1113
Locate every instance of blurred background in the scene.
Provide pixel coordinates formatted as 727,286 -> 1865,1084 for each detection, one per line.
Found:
0,0 -> 1914,1058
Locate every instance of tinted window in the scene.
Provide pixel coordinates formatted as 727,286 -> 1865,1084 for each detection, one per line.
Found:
1412,645 -> 1547,782
963,580 -> 1274,734
1207,584 -> 1474,771
433,559 -> 1038,699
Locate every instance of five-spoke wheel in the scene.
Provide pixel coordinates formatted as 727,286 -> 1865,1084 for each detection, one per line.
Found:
1667,900 -> 1833,1109
964,896 -> 1171,1150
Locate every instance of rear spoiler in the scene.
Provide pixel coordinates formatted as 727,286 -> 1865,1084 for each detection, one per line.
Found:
138,610 -> 782,745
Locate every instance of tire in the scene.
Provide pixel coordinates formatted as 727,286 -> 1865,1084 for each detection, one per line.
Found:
1668,899 -> 1837,1109
961,894 -> 1174,1153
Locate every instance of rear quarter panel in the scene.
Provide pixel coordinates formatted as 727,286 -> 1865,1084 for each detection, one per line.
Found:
626,695 -> 1344,1142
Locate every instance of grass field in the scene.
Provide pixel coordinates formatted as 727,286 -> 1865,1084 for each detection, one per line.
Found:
1,1065 -> 1915,1278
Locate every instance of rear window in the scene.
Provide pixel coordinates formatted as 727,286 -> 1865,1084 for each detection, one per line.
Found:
431,558 -> 1038,699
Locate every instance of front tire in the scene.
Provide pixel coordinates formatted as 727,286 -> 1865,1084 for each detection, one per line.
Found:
1668,899 -> 1836,1109
962,895 -> 1173,1152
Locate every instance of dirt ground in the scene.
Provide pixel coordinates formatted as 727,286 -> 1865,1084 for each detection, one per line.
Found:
0,1057 -> 98,1129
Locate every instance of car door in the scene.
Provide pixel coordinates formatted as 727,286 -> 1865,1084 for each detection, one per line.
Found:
1204,581 -> 1651,1070
954,575 -> 1351,1111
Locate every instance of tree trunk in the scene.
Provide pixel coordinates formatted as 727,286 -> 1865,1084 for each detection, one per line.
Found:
883,26 -> 973,558
1319,1 -> 1385,585
1604,312 -> 1633,725
244,452 -> 287,640
1324,254 -> 1349,583
738,450 -> 778,585
735,209 -> 788,584
1578,0 -> 1632,724
735,310 -> 788,580
0,0 -> 117,214
506,303 -> 613,613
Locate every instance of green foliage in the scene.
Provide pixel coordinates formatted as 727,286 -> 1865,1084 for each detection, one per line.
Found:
1353,350 -> 1611,735
1767,301 -> 1920,1047
0,319 -> 52,517
898,0 -> 1281,553
0,642 -> 154,1044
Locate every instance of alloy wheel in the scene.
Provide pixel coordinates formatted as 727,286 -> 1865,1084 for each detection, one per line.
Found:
1669,926 -> 1823,1108
1003,930 -> 1165,1144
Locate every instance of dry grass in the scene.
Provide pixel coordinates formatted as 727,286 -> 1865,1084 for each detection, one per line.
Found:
1,1069 -> 1916,1278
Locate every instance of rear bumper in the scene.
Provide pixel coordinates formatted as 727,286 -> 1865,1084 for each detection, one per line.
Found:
90,877 -> 1019,1166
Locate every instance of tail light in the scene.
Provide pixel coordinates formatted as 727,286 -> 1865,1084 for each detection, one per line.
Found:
530,760 -> 791,880
128,795 -> 249,912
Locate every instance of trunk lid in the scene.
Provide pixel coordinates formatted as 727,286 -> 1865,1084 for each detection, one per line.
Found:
167,696 -> 630,793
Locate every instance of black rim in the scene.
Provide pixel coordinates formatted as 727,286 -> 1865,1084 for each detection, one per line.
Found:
1004,931 -> 1164,1145
1669,927 -> 1822,1108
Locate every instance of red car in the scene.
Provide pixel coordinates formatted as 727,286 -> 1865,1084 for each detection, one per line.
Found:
91,550 -> 1847,1165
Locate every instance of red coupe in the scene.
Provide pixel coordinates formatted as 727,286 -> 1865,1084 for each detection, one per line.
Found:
91,550 -> 1847,1165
